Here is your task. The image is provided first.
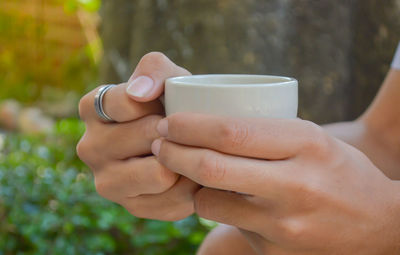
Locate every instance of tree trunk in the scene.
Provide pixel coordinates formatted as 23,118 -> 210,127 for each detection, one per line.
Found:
100,0 -> 400,124
100,0 -> 135,83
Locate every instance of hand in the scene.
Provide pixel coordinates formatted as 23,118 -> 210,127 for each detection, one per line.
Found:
152,113 -> 400,254
77,52 -> 201,221
197,224 -> 257,255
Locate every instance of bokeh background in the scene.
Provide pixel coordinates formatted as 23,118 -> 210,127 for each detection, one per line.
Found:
0,0 -> 399,254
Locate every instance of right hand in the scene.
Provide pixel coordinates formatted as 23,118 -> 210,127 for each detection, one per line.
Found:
197,225 -> 257,255
77,52 -> 200,221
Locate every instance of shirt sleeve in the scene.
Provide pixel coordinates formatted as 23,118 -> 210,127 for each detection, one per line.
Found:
391,42 -> 400,70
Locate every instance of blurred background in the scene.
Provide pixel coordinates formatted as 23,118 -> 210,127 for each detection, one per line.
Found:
0,0 -> 399,254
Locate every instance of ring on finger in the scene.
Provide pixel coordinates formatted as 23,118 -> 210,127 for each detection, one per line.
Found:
94,84 -> 117,122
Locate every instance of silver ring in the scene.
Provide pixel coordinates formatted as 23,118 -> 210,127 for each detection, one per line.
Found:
94,84 -> 117,122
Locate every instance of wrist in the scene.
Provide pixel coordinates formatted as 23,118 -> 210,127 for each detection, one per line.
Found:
393,181 -> 400,213
386,180 -> 400,251
391,181 -> 400,252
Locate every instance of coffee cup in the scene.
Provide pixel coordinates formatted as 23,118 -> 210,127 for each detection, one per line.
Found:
165,74 -> 298,118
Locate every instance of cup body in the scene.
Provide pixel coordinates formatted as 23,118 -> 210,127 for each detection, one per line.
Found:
165,74 -> 298,118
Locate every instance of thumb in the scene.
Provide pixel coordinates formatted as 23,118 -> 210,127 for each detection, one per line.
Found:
126,52 -> 191,102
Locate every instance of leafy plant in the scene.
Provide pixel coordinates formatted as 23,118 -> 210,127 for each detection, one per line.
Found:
0,119 -> 213,254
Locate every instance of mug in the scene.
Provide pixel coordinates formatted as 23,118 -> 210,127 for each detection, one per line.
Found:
165,74 -> 298,118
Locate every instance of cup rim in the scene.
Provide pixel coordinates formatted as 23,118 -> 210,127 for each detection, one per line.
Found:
166,74 -> 297,87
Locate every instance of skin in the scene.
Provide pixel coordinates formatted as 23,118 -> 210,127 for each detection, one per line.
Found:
324,70 -> 400,180
77,52 -> 200,221
197,69 -> 400,254
77,52 -> 400,254
151,112 -> 400,254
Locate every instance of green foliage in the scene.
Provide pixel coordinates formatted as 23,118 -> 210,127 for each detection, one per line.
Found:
0,119 -> 213,254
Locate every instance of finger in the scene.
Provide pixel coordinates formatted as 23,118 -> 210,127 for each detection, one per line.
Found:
239,229 -> 278,255
123,176 -> 200,221
193,188 -> 278,235
157,113 -> 330,159
93,156 -> 179,202
197,224 -> 258,255
79,83 -> 164,123
126,52 -> 191,102
153,139 -> 290,197
85,115 -> 162,160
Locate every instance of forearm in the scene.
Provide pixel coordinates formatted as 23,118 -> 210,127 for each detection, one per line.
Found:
323,120 -> 400,180
323,69 -> 400,180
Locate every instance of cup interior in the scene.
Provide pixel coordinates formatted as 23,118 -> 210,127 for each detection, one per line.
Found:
167,74 -> 296,86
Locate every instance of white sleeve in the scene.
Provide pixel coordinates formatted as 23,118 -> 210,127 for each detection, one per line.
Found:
391,42 -> 400,70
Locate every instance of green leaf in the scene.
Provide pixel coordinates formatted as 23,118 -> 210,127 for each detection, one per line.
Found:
0,120 -> 208,254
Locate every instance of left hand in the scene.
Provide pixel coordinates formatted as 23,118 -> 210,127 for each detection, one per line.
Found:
151,113 -> 400,254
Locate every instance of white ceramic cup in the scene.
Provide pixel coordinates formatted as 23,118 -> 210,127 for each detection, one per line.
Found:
165,74 -> 298,118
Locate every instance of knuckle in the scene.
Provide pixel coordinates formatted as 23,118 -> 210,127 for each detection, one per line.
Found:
154,165 -> 178,192
127,168 -> 142,186
94,177 -> 111,199
76,132 -> 104,166
139,51 -> 170,71
219,121 -> 250,148
141,115 -> 163,140
76,135 -> 92,162
197,151 -> 227,185
301,121 -> 332,157
193,189 -> 212,219
292,183 -> 319,203
288,178 -> 322,210
279,218 -> 308,242
78,92 -> 94,121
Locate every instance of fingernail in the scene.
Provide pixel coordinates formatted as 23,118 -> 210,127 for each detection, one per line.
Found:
151,139 -> 162,157
126,76 -> 154,97
157,119 -> 168,137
